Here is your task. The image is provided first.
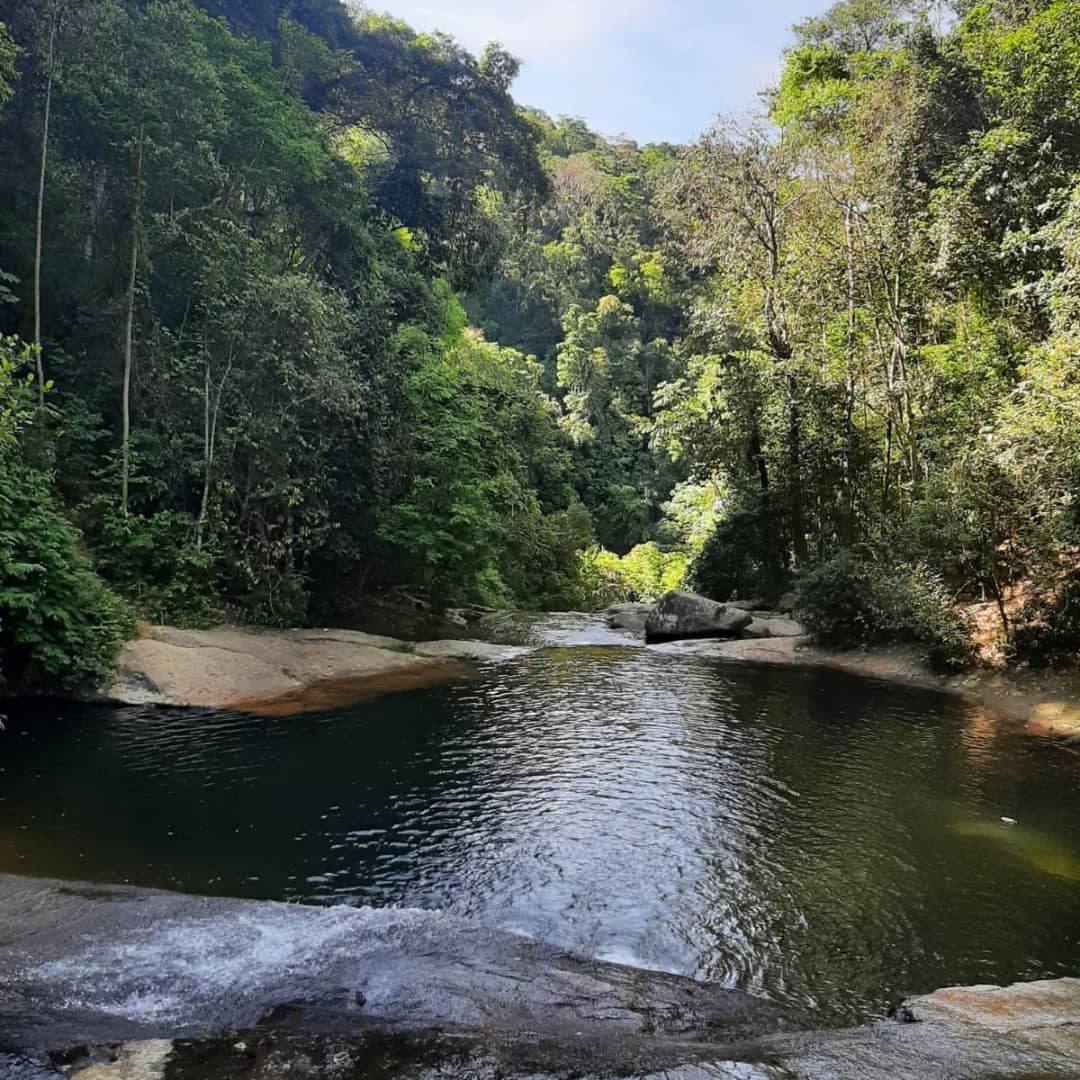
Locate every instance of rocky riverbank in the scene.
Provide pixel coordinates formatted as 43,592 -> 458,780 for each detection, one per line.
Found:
101,596 -> 1080,734
2,874 -> 1079,1080
653,634 -> 1080,737
609,590 -> 1080,738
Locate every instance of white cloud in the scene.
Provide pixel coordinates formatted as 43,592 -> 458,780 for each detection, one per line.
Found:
367,0 -> 659,57
356,0 -> 813,142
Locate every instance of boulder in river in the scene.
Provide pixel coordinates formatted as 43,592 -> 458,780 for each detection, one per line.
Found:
645,591 -> 753,643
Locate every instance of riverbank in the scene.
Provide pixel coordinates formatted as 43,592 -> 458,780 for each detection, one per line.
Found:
654,634 -> 1080,737
2,873 -> 1079,1080
102,615 -> 1080,733
106,624 -> 529,715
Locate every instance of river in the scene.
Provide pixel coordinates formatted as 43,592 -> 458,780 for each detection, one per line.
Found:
3,616 -> 1080,1029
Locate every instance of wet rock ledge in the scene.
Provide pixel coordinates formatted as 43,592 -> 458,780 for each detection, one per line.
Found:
2,874 -> 1080,1079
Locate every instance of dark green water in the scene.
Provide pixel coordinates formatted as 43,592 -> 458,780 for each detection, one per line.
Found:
3,641 -> 1080,1025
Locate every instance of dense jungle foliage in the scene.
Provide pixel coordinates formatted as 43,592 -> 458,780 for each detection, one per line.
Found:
1,0 -> 1079,686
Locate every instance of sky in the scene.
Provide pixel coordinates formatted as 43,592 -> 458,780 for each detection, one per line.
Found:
373,0 -> 828,145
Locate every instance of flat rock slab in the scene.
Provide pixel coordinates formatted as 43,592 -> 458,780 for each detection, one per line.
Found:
0,874 -> 793,1057
412,639 -> 531,662
743,617 -> 805,640
106,626 -> 511,713
910,977 -> 1080,1057
650,637 -> 810,664
4,876 -> 1080,1079
609,609 -> 654,632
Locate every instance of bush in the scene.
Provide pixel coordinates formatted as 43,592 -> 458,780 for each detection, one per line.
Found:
500,503 -> 595,611
793,551 -> 877,646
570,547 -> 628,609
572,542 -> 688,608
0,460 -> 135,691
618,543 -> 688,600
795,552 -> 972,673
87,504 -> 221,628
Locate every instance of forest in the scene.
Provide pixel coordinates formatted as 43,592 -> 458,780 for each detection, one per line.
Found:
1,0 -> 1079,689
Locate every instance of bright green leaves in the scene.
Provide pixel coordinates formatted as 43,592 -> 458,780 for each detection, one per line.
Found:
773,44 -> 860,129
382,302 -> 571,606
0,345 -> 133,689
0,338 -> 38,451
556,295 -> 642,445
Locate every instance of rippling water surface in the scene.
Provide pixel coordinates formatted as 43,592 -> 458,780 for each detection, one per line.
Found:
4,625 -> 1080,1024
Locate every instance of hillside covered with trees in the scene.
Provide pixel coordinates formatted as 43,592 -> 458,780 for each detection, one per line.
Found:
1,0 -> 1079,688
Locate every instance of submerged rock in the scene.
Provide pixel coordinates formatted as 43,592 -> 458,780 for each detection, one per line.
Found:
411,640 -> 530,662
645,592 -> 753,643
0,874 -> 795,1056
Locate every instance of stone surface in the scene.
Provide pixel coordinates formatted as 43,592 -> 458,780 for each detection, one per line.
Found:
70,1041 -> 172,1080
108,625 -> 483,713
910,977 -> 1080,1056
743,617 -> 805,640
645,591 -> 753,643
606,603 -> 656,632
0,874 -> 795,1057
412,639 -> 530,662
5,875 -> 1080,1079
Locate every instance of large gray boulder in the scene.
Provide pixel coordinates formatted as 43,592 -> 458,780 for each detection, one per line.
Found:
645,591 -> 753,643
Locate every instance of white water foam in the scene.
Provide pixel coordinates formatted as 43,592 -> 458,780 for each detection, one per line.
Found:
27,902 -> 449,1024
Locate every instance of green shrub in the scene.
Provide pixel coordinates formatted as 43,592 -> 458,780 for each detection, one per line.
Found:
618,543 -> 688,600
0,460 -> 135,691
793,551 -> 877,646
234,568 -> 309,629
87,504 -> 221,628
572,542 -> 688,608
570,547 -> 628,609
899,563 -> 975,674
500,503 -> 595,611
795,552 -> 973,673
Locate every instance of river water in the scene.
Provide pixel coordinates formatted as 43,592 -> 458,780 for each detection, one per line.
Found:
3,620 -> 1080,1027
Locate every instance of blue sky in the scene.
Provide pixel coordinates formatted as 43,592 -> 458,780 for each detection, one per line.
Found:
375,0 -> 827,144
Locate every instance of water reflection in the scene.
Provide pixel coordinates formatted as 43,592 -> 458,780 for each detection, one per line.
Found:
3,647 -> 1080,1025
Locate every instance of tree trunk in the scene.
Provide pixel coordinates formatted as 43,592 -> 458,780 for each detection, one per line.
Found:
749,421 -> 769,497
196,344 -> 232,550
196,353 -> 213,549
33,11 -> 58,409
841,204 -> 857,542
121,121 -> 144,516
786,371 -> 808,566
